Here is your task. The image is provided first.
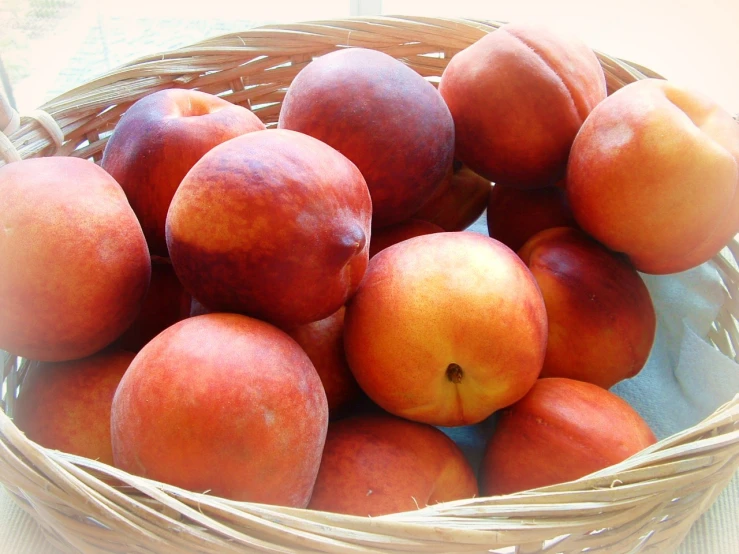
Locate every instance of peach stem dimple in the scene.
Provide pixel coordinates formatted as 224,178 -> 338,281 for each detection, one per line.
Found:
446,363 -> 464,384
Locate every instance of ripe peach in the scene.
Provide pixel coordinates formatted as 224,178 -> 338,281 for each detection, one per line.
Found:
308,413 -> 478,516
480,378 -> 657,495
111,313 -> 328,506
101,89 -> 265,256
567,78 -> 739,274
368,219 -> 443,258
518,227 -> 656,389
0,157 -> 150,362
166,129 -> 372,328
13,348 -> 135,465
439,23 -> 606,188
284,307 -> 363,419
412,161 -> 492,231
487,181 -> 578,252
344,232 -> 547,427
278,47 -> 454,227
118,260 -> 191,352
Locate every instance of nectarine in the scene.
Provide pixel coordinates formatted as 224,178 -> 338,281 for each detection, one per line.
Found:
567,78 -> 739,274
344,231 -> 547,427
101,89 -> 265,256
284,307 -> 363,419
166,129 -> 372,328
480,377 -> 657,495
368,219 -> 443,259
0,157 -> 150,361
439,23 -> 606,188
412,161 -> 492,231
118,260 -> 191,352
518,227 -> 656,389
14,348 -> 135,465
279,47 -> 454,227
111,313 -> 328,506
308,413 -> 478,516
487,181 -> 578,252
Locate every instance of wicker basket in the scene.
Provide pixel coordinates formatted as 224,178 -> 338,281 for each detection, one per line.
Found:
1,15 -> 738,554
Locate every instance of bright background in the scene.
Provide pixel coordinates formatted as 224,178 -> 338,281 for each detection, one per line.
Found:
2,0 -> 738,114
1,1 -> 738,553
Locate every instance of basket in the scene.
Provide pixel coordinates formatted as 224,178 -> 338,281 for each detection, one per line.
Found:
1,15 -> 738,554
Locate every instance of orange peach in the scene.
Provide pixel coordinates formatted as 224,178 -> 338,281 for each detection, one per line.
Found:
279,47 -> 454,227
284,307 -> 363,419
567,78 -> 739,274
308,413 -> 478,516
0,157 -> 150,361
101,89 -> 265,256
412,161 -> 492,231
439,23 -> 606,188
13,348 -> 135,465
111,313 -> 328,506
344,231 -> 547,427
487,181 -> 578,252
368,219 -> 443,258
166,129 -> 372,328
518,227 -> 656,389
480,377 -> 657,495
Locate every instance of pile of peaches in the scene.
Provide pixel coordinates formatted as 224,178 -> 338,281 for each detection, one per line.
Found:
2,22 -> 738,516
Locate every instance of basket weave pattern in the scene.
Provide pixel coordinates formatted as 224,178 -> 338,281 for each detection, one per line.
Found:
1,16 -> 738,554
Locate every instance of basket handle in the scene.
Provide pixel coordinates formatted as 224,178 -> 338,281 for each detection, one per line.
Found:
0,92 -> 21,163
0,93 -> 66,164
0,92 -> 19,135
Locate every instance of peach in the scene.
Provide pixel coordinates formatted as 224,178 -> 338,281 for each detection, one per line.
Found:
480,377 -> 657,495
308,413 -> 478,516
344,231 -> 547,427
0,157 -> 151,362
368,219 -> 443,258
101,89 -> 265,256
284,307 -> 363,419
13,348 -> 135,465
117,260 -> 191,352
278,47 -> 454,227
412,161 -> 492,231
567,78 -> 739,274
111,313 -> 328,506
518,227 -> 656,389
487,181 -> 578,252
166,129 -> 372,328
439,23 -> 606,188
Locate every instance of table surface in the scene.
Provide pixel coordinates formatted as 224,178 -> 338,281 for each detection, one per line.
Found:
1,0 -> 738,552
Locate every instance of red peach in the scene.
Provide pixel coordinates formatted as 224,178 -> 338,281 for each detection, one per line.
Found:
344,232 -> 547,427
413,161 -> 492,231
369,219 -> 443,259
284,307 -> 363,419
111,313 -> 328,506
567,78 -> 739,274
101,89 -> 265,256
118,260 -> 191,352
0,157 -> 150,361
308,413 -> 478,516
439,23 -> 606,188
480,378 -> 657,495
518,227 -> 656,389
279,47 -> 454,227
166,129 -> 372,328
487,181 -> 578,252
13,348 -> 135,465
